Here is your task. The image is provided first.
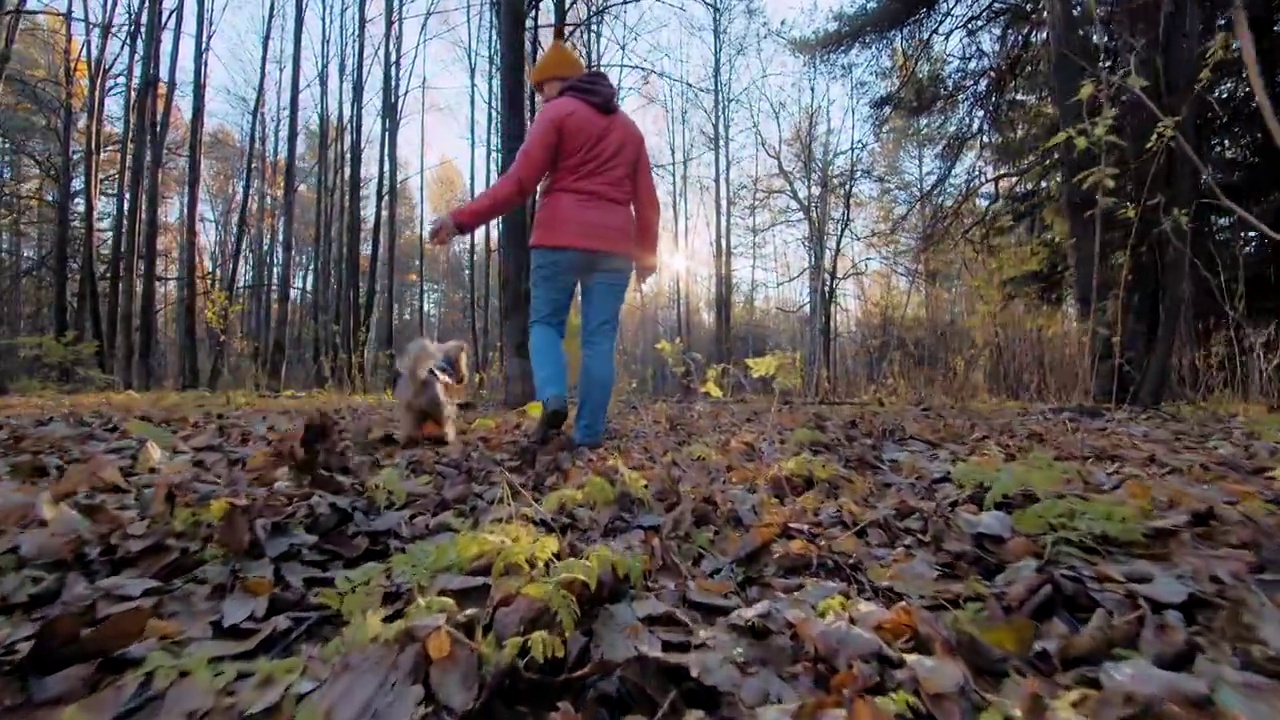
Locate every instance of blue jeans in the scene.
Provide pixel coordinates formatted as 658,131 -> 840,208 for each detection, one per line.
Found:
529,248 -> 633,445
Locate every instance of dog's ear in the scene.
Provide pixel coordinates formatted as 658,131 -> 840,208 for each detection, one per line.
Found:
438,341 -> 469,383
396,339 -> 425,376
438,340 -> 468,365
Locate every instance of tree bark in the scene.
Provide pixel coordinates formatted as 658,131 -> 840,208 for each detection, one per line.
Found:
497,0 -> 533,406
206,0 -> 277,389
179,0 -> 207,389
137,0 -> 184,389
342,0 -> 368,386
267,0 -> 306,391
116,0 -> 162,388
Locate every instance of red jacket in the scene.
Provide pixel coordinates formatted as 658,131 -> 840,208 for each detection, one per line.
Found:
449,72 -> 660,269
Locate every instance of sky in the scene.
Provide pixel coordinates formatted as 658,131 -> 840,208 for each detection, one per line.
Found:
57,0 -> 848,296
186,0 -> 842,206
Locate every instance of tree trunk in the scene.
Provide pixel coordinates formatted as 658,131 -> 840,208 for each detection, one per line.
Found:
465,0 -> 481,369
1133,0 -> 1200,405
0,0 -> 28,91
379,0 -> 403,389
342,0 -> 368,387
179,0 -> 207,389
312,0 -> 332,387
137,0 -> 184,389
206,0 -> 277,389
267,0 -> 306,391
117,0 -> 162,388
1046,0 -> 1110,402
496,0 -> 533,406
53,0 -> 76,378
360,89 -> 388,368
104,6 -> 143,370
480,2 -> 496,377
257,44 -> 286,377
78,0 -> 120,374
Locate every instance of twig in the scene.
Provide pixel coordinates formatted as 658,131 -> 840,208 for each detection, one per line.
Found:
266,611 -> 328,658
1232,1 -> 1280,151
652,689 -> 678,720
1125,85 -> 1280,243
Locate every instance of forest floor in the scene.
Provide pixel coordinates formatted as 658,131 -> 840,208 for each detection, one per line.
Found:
1,392 -> 1280,719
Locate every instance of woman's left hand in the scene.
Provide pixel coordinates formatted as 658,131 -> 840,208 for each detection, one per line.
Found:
428,216 -> 459,246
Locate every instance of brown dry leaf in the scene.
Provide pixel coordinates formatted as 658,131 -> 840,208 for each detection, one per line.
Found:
1099,658 -> 1210,703
727,524 -> 781,563
62,675 -> 144,718
50,455 -> 128,500
425,626 -> 452,660
144,618 -> 184,640
16,526 -> 79,563
158,673 -> 221,717
220,589 -> 261,627
8,391 -> 1280,718
828,665 -> 877,696
789,612 -> 887,668
244,448 -> 276,474
234,656 -> 305,715
299,642 -> 422,720
548,701 -> 583,720
850,695 -> 894,720
429,638 -> 480,712
184,616 -> 288,659
906,653 -> 967,695
28,661 -> 97,705
872,602 -> 915,646
0,484 -> 38,526
216,504 -> 251,554
997,536 -> 1040,563
77,605 -> 153,658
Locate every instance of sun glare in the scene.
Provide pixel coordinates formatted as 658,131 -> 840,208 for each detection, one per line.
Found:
664,251 -> 688,276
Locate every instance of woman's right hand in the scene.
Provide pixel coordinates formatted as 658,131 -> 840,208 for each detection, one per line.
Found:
635,259 -> 656,285
428,216 -> 459,246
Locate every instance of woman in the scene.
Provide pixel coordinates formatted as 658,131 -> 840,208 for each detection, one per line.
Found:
428,39 -> 660,449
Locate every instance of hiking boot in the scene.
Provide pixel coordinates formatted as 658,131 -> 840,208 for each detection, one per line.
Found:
569,437 -> 604,451
531,395 -> 569,445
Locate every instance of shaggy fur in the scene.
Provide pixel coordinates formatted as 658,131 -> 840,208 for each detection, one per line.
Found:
393,338 -> 469,444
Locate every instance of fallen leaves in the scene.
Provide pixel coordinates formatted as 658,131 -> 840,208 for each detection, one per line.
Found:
1,396 -> 1279,718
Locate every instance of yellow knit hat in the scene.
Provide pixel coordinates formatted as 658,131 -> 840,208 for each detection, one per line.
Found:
529,40 -> 586,86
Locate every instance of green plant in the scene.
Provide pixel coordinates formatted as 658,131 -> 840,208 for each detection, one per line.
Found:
745,350 -> 803,395
951,451 -> 1074,509
613,460 -> 653,505
543,474 -> 618,513
815,593 -> 850,620
364,466 -> 409,509
1012,496 -> 1146,544
778,453 -> 840,481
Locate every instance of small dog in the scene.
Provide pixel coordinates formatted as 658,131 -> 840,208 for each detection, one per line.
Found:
393,337 -> 469,444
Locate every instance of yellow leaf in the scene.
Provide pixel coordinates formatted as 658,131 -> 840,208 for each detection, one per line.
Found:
207,497 -> 230,522
471,417 -> 497,431
1122,480 -> 1151,508
700,379 -> 723,398
241,576 -> 274,597
425,627 -> 452,660
523,401 -> 543,420
144,618 -> 183,639
973,616 -> 1036,656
